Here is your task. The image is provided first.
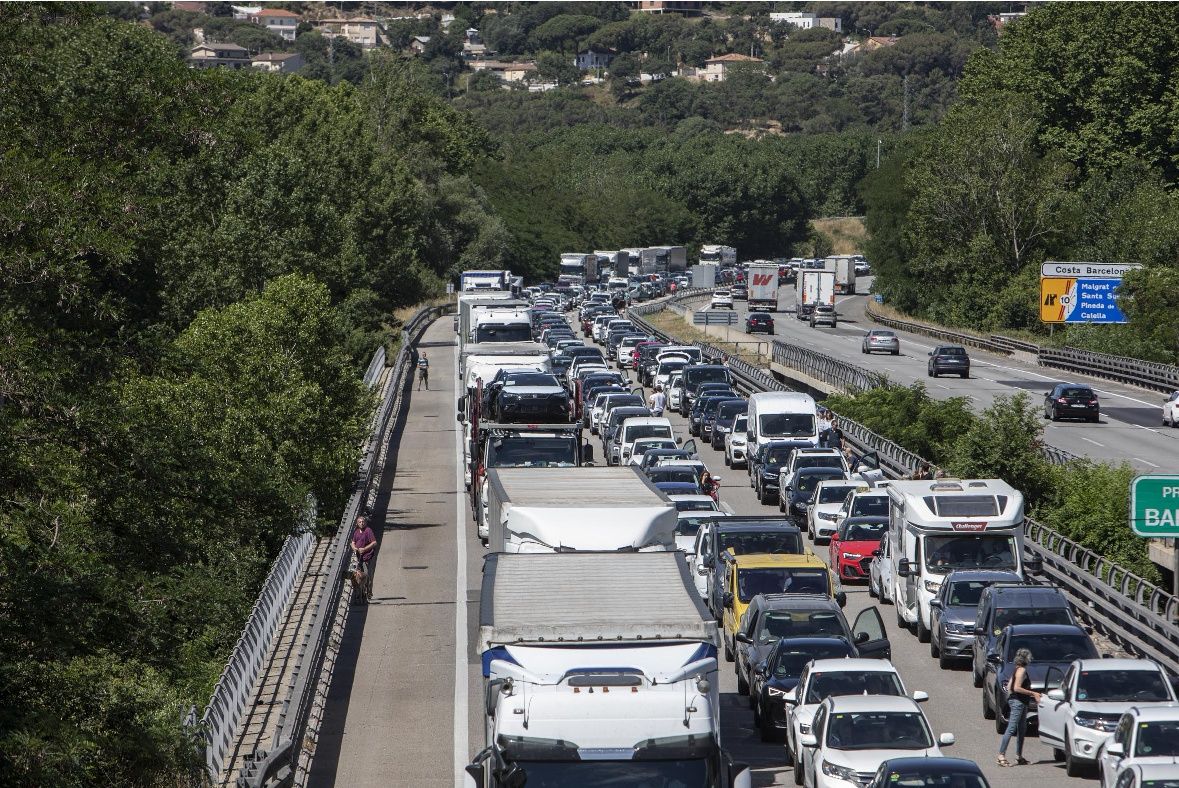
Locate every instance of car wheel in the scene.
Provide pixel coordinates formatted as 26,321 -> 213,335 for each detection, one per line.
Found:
938,651 -> 952,670
930,633 -> 940,658
972,666 -> 983,688
994,699 -> 1006,733
736,667 -> 749,696
862,346 -> 868,354
1049,406 -> 1059,422
1065,733 -> 1088,777
724,454 -> 731,467
927,367 -> 934,377
759,710 -> 779,743
868,574 -> 878,599
896,599 -> 906,628
1053,748 -> 1065,762
724,636 -> 734,662
793,755 -> 804,786
982,689 -> 995,720
1088,414 -> 1099,423
892,349 -> 899,356
916,612 -> 931,643
960,371 -> 968,378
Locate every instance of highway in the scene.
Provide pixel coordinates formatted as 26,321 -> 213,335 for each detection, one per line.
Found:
306,313 -> 1091,788
715,280 -> 1177,473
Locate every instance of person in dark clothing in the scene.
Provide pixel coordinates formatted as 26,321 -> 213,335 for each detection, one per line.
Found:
997,648 -> 1041,766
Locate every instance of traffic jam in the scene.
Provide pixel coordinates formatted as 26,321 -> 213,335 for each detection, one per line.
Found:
454,258 -> 1179,788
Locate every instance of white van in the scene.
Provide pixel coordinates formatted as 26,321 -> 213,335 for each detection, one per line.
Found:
746,391 -> 818,450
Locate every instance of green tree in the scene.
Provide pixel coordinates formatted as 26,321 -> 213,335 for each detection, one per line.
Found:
948,393 -> 1055,506
530,13 -> 603,54
536,51 -> 581,86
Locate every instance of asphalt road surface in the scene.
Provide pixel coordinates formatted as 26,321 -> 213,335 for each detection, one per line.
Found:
309,314 -> 1094,788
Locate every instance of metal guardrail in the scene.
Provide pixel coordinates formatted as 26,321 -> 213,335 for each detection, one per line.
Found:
199,508 -> 316,781
864,303 -> 1179,393
771,340 -> 886,394
210,302 -> 454,788
362,346 -> 386,389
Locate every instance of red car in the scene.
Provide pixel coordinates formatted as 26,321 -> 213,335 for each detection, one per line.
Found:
828,516 -> 889,581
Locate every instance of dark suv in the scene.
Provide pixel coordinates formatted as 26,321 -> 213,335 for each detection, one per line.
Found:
928,345 -> 970,378
971,583 -> 1078,687
1044,383 -> 1100,422
746,313 -> 775,334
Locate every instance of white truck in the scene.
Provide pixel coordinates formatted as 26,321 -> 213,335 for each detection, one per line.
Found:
559,253 -> 598,285
596,249 -> 631,278
467,551 -> 751,788
824,254 -> 857,294
459,342 -> 551,408
691,264 -> 718,288
699,244 -> 737,267
461,270 -> 513,292
796,268 -> 835,321
483,466 -> 677,551
746,263 -> 779,312
457,296 -> 528,351
885,479 -> 1038,642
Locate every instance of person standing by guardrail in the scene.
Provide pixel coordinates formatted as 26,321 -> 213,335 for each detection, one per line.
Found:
351,515 -> 377,603
417,352 -> 429,390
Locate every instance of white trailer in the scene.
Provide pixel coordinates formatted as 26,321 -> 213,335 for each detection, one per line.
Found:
691,264 -> 718,288
468,551 -> 750,788
825,254 -> 857,294
460,342 -> 550,395
461,270 -> 513,292
796,269 -> 835,320
746,263 -> 779,312
457,296 -> 527,350
700,245 -> 737,266
885,479 -> 1032,641
483,466 -> 677,551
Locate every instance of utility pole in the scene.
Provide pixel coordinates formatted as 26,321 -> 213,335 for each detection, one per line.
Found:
876,138 -> 882,169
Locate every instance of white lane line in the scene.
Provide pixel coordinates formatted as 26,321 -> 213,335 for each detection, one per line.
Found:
1079,436 -> 1105,447
1133,457 -> 1160,468
453,345 -> 469,786
1132,424 -> 1161,435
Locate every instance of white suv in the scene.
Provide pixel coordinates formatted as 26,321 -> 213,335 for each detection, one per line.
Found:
725,413 -> 749,468
1164,390 -> 1179,427
710,290 -> 734,309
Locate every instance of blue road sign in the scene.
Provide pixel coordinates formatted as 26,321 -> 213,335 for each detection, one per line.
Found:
1041,277 -> 1128,324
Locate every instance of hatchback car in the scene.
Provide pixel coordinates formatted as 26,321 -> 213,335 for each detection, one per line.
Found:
862,330 -> 900,355
866,757 -> 989,788
927,346 -> 970,378
810,304 -> 837,328
710,290 -> 735,309
1045,382 -> 1100,422
746,313 -> 775,334
1164,390 -> 1179,428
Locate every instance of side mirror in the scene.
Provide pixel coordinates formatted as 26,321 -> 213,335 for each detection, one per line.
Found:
735,632 -> 752,644
1106,742 -> 1124,758
746,431 -> 755,442
986,653 -> 1001,664
872,549 -> 881,557
927,351 -> 933,356
713,476 -> 723,483
799,733 -> 818,748
783,687 -> 798,705
855,631 -> 869,644
1047,688 -> 1066,702
464,765 -> 485,788
973,625 -> 986,636
929,599 -> 942,610
938,733 -> 956,747
723,592 -> 734,608
912,690 -> 929,703
896,558 -> 911,578
835,592 -> 847,608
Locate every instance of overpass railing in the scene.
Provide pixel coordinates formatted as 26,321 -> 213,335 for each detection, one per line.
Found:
633,289 -> 1179,675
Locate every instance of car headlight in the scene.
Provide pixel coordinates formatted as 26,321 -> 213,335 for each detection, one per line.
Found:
923,579 -> 941,593
822,760 -> 858,783
767,686 -> 788,698
842,552 -> 862,560
943,621 -> 968,634
793,501 -> 807,511
1074,714 -> 1114,731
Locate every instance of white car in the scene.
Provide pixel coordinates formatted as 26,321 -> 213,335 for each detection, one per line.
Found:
1164,390 -> 1179,427
591,392 -> 640,435
668,494 -> 724,552
1038,659 -> 1177,776
667,371 -> 685,411
1106,761 -> 1179,788
710,290 -> 734,309
725,413 -> 749,468
778,448 -> 850,493
654,357 -> 690,391
799,695 -> 952,788
627,437 -> 678,466
784,659 -> 923,775
830,489 -> 890,533
868,534 -> 893,603
806,481 -> 869,544
1098,705 -> 1179,788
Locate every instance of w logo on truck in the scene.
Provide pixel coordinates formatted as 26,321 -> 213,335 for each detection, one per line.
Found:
751,273 -> 775,287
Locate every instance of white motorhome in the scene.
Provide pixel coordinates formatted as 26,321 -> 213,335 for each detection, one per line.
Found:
745,391 -> 818,450
468,551 -> 750,788
483,466 -> 677,551
885,479 -> 1030,641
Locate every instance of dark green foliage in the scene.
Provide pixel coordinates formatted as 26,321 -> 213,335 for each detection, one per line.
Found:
825,384 -> 973,466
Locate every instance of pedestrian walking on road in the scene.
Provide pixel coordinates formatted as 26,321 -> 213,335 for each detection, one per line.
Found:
648,385 -> 666,416
997,648 -> 1041,766
417,352 -> 429,390
351,515 -> 377,603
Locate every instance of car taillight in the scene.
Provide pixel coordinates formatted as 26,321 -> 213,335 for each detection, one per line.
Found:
1089,400 -> 1098,405
1057,397 -> 1068,404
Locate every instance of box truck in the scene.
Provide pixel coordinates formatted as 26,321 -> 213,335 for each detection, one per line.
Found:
746,263 -> 779,312
558,253 -> 598,285
458,296 -> 528,350
467,551 -> 751,788
796,269 -> 835,321
825,255 -> 857,294
461,270 -> 513,292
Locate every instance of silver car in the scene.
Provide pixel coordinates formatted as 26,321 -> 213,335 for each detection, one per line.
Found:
862,329 -> 900,355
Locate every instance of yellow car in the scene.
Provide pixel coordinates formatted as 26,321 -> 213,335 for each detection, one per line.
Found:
720,553 -> 845,661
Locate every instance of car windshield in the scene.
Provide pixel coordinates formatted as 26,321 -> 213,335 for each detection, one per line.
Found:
733,416 -> 748,432
772,642 -> 853,676
626,425 -> 673,442
635,440 -> 676,454
505,374 -> 561,388
718,402 -> 747,419
818,485 -> 860,504
685,368 -> 730,387
760,612 -> 847,644
764,447 -> 796,466
487,437 -> 578,468
648,468 -> 698,484
805,672 -> 905,704
720,531 -> 804,557
675,516 -> 714,537
1007,634 -> 1094,662
870,332 -> 896,339
800,456 -> 846,471
826,711 -> 933,750
658,361 -> 688,373
737,568 -> 829,602
994,607 -> 1073,629
796,472 -> 844,494
759,413 -> 816,438
1135,720 -> 1179,757
947,581 -> 991,607
840,521 -> 886,542
885,771 -> 988,788
676,499 -> 718,513
603,396 -> 644,410
1076,670 -> 1170,702
851,497 -> 888,517
924,535 -> 1016,573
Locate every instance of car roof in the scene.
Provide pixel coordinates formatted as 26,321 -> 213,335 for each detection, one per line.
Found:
1124,703 -> 1179,721
1004,623 -> 1087,635
797,448 -> 841,456
732,553 -> 827,569
669,494 -> 715,503
809,657 -> 900,674
754,593 -> 841,611
1072,658 -> 1165,672
825,694 -> 919,713
945,570 -> 1023,583
1137,762 -> 1179,779
716,522 -> 802,534
878,757 -> 982,775
796,467 -> 846,478
990,586 -> 1069,606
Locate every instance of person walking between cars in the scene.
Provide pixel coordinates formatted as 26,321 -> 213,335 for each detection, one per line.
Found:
997,647 -> 1041,766
648,385 -> 666,416
351,515 -> 377,603
700,470 -> 719,503
417,352 -> 429,390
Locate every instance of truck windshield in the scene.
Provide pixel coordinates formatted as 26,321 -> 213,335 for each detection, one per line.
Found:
923,535 -> 1016,574
759,413 -> 815,438
475,324 -> 532,343
486,438 -> 577,468
737,567 -> 829,602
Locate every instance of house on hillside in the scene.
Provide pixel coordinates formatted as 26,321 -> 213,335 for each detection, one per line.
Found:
409,35 -> 431,54
188,42 -> 251,69
574,44 -> 616,71
701,53 -> 764,82
231,5 -> 261,20
769,12 -> 842,33
862,36 -> 900,51
248,8 -> 300,42
989,12 -> 1027,31
635,1 -> 703,15
502,62 -> 538,83
316,18 -> 381,49
251,51 -> 304,73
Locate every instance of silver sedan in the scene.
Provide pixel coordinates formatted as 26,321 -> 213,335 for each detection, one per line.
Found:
862,329 -> 900,355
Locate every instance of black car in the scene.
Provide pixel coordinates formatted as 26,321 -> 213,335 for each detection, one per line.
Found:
710,399 -> 749,450
752,637 -> 856,741
700,396 -> 744,443
971,582 -> 1077,687
867,757 -> 990,788
689,391 -> 737,436
927,345 -> 970,378
746,313 -> 775,334
751,440 -> 813,505
982,623 -> 1097,733
1044,382 -> 1100,422
783,467 -> 848,524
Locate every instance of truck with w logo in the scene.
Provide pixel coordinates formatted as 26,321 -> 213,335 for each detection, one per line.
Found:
747,263 -> 779,312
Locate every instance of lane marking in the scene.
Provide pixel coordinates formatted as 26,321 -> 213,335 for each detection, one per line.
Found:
1079,436 -> 1105,447
1132,424 -> 1161,435
453,341 -> 469,786
1133,457 -> 1160,468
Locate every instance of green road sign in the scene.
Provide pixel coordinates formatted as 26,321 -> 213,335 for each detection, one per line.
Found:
1129,475 -> 1179,537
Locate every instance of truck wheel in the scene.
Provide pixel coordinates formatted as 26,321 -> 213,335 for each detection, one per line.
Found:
916,612 -> 931,643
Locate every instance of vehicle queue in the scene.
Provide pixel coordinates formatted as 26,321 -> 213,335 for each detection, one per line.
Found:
455,262 -> 1179,788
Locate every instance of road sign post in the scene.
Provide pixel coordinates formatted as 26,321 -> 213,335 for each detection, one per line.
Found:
1130,475 -> 1179,598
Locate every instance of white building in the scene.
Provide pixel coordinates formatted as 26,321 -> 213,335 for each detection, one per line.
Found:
700,53 -> 764,82
769,12 -> 842,33
574,44 -> 615,71
315,17 -> 381,49
248,8 -> 300,42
